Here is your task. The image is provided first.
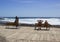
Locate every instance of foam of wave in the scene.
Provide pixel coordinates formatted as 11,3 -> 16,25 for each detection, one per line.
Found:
0,18 -> 60,25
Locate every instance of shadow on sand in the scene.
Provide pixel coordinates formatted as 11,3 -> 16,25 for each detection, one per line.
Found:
5,27 -> 18,29
0,35 -> 9,42
5,26 -> 19,29
35,28 -> 50,31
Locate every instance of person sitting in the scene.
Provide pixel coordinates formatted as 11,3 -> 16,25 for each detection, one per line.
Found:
43,20 -> 51,30
35,20 -> 43,30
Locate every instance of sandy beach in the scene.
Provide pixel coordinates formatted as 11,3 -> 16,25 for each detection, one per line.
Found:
1,0 -> 60,42
0,25 -> 60,42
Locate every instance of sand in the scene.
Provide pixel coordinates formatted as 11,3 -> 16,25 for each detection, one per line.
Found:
0,25 -> 60,42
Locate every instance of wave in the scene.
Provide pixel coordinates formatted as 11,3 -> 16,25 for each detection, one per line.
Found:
0,18 -> 60,25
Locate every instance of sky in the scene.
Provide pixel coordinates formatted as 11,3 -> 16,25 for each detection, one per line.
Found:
0,0 -> 60,17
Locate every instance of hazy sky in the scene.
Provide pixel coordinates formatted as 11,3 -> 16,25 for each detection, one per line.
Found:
0,0 -> 60,17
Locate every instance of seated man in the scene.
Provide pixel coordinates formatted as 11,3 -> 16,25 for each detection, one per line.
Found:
43,20 -> 51,30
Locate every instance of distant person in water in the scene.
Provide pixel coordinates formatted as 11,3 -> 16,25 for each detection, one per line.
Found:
14,16 -> 19,27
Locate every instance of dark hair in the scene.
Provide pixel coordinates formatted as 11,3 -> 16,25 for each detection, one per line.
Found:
15,16 -> 18,19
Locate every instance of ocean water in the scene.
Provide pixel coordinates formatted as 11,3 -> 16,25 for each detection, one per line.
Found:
0,17 -> 60,25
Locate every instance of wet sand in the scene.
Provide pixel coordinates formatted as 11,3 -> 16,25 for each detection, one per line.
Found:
0,25 -> 60,42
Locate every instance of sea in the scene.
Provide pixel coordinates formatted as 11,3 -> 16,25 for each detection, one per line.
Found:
0,17 -> 60,25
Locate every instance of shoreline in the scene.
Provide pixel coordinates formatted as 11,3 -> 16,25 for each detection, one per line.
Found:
20,23 -> 60,28
0,22 -> 60,28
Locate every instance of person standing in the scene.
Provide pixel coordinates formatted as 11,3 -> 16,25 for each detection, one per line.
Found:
14,16 -> 19,28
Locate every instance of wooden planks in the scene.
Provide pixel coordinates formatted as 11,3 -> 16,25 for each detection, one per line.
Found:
0,26 -> 60,42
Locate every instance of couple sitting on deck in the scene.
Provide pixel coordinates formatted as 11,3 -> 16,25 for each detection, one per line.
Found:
6,16 -> 19,28
35,20 -> 51,30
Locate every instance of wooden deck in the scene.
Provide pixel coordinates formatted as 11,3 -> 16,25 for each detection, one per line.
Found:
0,26 -> 60,42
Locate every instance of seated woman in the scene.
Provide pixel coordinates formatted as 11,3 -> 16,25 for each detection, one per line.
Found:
35,20 -> 43,30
